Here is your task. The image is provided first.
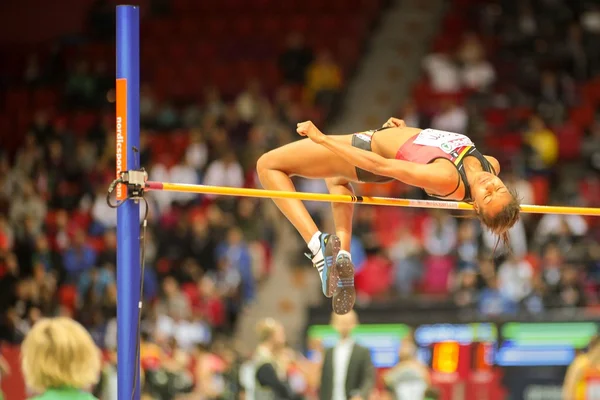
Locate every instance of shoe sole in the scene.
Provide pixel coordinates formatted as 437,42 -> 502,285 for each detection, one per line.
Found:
332,255 -> 356,315
323,235 -> 341,298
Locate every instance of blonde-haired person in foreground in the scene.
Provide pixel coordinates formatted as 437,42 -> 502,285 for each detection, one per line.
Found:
21,317 -> 101,400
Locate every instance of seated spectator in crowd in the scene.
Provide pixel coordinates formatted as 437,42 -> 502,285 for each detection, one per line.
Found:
62,228 -> 97,284
422,52 -> 461,93
203,151 -> 245,192
452,268 -> 479,309
279,32 -> 314,85
170,158 -> 200,207
582,118 -> 600,174
65,61 -> 97,108
9,180 -> 46,235
458,33 -> 496,92
478,276 -> 518,316
497,254 -> 534,304
540,243 -> 564,291
216,227 -> 255,305
431,98 -> 468,133
305,50 -> 343,111
455,220 -> 479,270
547,264 -> 587,309
387,226 -> 423,296
422,210 -> 457,257
185,129 -> 209,176
535,214 -> 588,249
236,79 -> 269,124
523,115 -> 559,172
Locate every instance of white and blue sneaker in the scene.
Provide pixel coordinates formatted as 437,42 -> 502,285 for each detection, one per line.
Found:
305,233 -> 341,298
332,252 -> 356,315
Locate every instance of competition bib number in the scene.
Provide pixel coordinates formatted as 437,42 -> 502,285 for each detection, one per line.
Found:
413,129 -> 473,154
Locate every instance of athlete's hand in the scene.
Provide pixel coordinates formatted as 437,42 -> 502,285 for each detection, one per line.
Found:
382,117 -> 406,128
297,120 -> 326,144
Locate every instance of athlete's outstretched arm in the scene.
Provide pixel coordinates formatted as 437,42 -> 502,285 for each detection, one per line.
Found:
296,121 -> 454,190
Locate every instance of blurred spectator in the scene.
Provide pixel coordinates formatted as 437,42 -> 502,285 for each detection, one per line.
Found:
399,100 -> 426,128
383,336 -> 431,399
387,227 -> 423,296
582,118 -> 600,174
422,210 -> 457,257
21,317 -> 101,399
455,220 -> 479,270
65,61 -> 97,108
9,181 -> 46,235
140,84 -> 157,126
216,227 -> 255,305
535,214 -> 588,248
184,130 -> 208,175
62,229 -> 97,283
254,318 -> 299,399
431,98 -> 468,133
523,115 -> 559,172
458,34 -> 496,92
203,151 -> 245,190
355,252 -> 393,302
319,311 -> 375,400
497,254 -> 534,304
23,54 -> 42,86
235,80 -> 269,124
422,52 -> 461,93
540,243 -> 564,291
305,50 -> 343,111
547,264 -> 586,309
478,276 -> 517,316
155,101 -> 180,131
170,159 -> 200,207
279,32 -> 314,85
156,276 -> 192,321
452,268 -> 479,309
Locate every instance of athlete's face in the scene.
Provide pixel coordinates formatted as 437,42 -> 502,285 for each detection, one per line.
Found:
471,172 -> 512,217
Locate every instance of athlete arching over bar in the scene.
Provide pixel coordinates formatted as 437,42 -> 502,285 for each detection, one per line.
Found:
256,118 -> 521,315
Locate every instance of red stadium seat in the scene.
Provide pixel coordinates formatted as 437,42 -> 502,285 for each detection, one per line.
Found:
288,15 -> 310,34
232,16 -> 255,39
256,16 -> 284,42
570,105 -> 595,129
165,41 -> 189,61
32,88 -> 59,109
71,112 -> 97,136
144,19 -> 176,41
178,16 -> 201,37
485,108 -> 508,129
530,176 -> 549,207
172,0 -> 193,13
205,18 -> 228,39
4,88 -> 29,112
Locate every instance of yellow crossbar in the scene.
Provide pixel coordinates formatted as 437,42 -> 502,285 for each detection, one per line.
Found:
144,181 -> 600,216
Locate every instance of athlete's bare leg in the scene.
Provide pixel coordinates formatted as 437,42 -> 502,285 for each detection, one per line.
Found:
257,136 -> 357,306
325,177 -> 354,252
256,136 -> 357,243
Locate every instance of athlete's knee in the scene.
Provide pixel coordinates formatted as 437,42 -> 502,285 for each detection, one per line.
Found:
256,151 -> 280,181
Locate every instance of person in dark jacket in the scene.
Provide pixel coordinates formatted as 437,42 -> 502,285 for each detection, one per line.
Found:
319,311 -> 375,400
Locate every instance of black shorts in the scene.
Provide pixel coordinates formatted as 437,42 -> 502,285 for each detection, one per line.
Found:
351,131 -> 394,183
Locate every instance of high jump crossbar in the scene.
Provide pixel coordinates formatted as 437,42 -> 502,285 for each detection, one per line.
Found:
145,181 -> 600,216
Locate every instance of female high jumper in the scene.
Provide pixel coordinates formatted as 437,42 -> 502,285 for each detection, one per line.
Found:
257,118 -> 521,314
